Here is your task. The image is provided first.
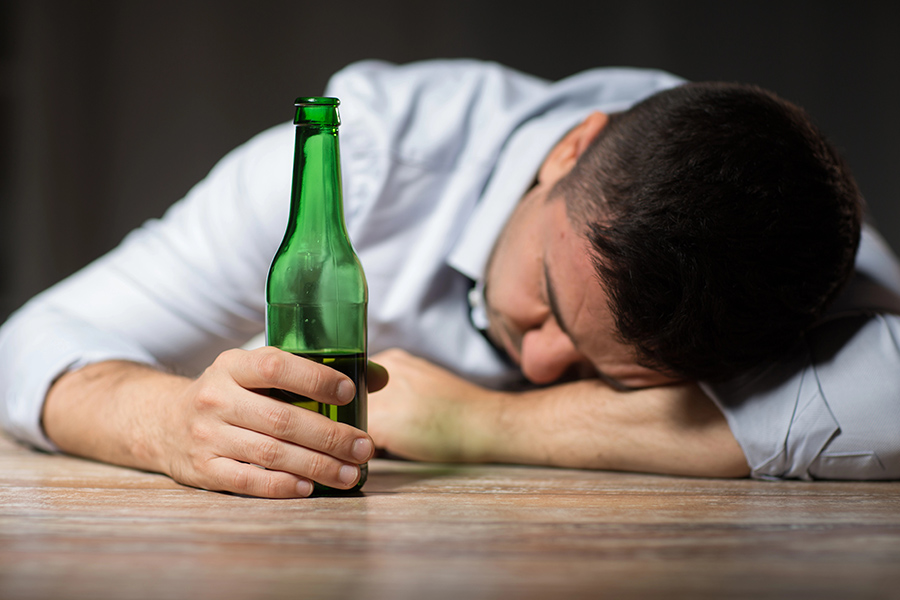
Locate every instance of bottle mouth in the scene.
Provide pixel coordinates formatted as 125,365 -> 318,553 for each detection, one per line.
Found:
294,97 -> 340,127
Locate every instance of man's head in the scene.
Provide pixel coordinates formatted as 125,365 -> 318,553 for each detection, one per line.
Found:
484,82 -> 863,386
557,82 -> 863,381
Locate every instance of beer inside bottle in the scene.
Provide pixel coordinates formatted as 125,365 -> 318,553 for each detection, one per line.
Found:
265,97 -> 368,494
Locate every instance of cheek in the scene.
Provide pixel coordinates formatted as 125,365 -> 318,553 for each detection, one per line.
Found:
484,200 -> 547,320
491,261 -> 544,329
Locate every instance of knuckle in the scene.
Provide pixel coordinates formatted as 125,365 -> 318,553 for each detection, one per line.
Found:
192,384 -> 220,412
188,420 -> 213,444
306,452 -> 329,479
306,367 -> 332,399
220,347 -> 242,360
319,423 -> 343,454
264,404 -> 295,438
213,348 -> 242,369
254,438 -> 282,467
229,465 -> 253,492
261,475 -> 291,499
255,350 -> 285,383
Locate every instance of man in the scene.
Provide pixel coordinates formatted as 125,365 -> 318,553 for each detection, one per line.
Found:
1,60 -> 898,498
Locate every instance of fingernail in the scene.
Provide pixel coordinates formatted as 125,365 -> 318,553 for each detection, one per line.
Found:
339,465 -> 359,486
296,480 -> 313,497
337,379 -> 355,403
351,438 -> 373,462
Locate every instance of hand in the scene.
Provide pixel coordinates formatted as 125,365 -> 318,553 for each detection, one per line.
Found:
367,349 -> 496,463
44,347 -> 390,498
164,346 -> 389,497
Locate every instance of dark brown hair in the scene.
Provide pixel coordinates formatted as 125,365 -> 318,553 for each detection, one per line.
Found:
556,82 -> 863,381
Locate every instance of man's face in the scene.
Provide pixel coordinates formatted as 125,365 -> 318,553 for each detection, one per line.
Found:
483,181 -> 679,390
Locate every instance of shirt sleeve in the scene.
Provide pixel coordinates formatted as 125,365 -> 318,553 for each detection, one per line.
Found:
0,121 -> 295,451
701,225 -> 900,480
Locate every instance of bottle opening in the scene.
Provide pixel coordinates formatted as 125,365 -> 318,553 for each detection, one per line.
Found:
294,97 -> 340,127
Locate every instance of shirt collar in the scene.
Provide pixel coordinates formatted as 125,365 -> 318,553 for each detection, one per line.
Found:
446,108 -> 592,284
448,109 -> 592,332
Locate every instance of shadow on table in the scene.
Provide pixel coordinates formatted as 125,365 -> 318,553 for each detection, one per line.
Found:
364,455 -> 464,494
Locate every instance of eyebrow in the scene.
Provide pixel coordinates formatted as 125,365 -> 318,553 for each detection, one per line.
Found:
544,262 -> 574,341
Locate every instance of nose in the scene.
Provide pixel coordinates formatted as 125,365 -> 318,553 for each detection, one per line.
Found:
518,320 -> 586,385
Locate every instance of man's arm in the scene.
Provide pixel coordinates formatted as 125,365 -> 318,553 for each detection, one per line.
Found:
368,349 -> 749,478
43,348 -> 384,497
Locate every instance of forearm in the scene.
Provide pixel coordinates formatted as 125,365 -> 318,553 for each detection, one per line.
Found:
470,380 -> 749,477
43,360 -> 186,475
369,350 -> 749,478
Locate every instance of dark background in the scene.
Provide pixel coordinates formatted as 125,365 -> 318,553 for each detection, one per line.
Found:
2,0 -> 899,323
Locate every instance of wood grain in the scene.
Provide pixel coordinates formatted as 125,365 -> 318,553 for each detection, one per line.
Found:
1,432 -> 898,600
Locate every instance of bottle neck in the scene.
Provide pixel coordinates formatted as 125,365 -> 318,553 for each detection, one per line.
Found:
286,124 -> 349,249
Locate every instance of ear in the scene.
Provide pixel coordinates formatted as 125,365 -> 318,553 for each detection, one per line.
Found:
538,111 -> 609,185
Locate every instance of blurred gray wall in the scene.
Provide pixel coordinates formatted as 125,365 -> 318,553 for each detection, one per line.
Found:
2,0 -> 899,322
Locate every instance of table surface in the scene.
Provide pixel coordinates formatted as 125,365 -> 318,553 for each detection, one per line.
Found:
2,432 -> 899,600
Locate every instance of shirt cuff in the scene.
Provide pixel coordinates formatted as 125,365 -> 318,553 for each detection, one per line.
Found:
0,303 -> 158,452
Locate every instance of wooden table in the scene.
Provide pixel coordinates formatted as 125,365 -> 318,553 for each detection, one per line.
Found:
1,432 -> 899,600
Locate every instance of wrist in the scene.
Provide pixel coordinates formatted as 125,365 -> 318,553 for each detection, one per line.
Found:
455,388 -> 519,464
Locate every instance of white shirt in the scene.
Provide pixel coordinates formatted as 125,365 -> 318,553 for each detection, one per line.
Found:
0,59 -> 684,450
1,59 -> 898,480
702,227 -> 900,480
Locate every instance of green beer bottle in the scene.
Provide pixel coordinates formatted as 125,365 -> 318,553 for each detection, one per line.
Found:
266,97 -> 368,494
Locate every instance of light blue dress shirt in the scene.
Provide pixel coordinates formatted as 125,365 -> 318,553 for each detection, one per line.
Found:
702,226 -> 900,480
1,59 -> 897,480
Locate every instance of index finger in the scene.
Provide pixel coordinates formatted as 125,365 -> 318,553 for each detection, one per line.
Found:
228,347 -> 356,405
